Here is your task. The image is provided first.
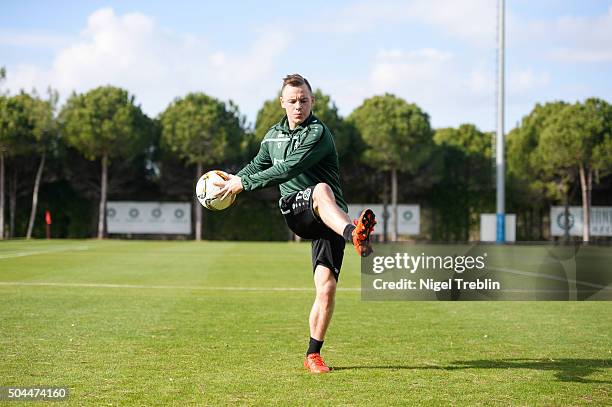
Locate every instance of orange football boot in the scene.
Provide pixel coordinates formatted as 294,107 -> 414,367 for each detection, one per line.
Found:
304,353 -> 331,373
352,209 -> 376,257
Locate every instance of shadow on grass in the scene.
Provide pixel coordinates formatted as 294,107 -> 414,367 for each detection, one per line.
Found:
332,358 -> 611,383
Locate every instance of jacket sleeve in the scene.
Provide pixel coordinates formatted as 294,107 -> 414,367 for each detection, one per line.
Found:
241,125 -> 329,191
236,141 -> 272,179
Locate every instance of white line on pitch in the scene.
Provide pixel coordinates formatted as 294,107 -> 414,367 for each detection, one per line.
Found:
488,266 -> 609,289
0,281 -> 361,292
0,246 -> 90,260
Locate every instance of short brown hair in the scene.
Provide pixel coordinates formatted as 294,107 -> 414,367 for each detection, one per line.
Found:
281,74 -> 312,94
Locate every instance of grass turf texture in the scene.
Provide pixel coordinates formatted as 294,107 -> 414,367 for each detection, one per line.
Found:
0,240 -> 610,406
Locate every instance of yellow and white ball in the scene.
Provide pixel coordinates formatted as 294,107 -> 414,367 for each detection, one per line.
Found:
195,170 -> 236,211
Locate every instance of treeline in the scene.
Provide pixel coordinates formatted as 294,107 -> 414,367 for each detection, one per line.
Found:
1,79 -> 611,241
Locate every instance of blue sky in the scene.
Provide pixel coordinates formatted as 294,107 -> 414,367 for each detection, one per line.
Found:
1,0 -> 611,131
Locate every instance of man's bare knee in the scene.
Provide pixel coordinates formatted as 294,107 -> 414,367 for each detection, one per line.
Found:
316,279 -> 336,304
317,292 -> 335,310
313,183 -> 334,202
317,280 -> 336,296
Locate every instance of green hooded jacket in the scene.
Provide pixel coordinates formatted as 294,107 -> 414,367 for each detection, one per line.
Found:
237,114 -> 348,212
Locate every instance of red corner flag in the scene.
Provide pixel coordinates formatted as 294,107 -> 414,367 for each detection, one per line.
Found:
45,210 -> 52,239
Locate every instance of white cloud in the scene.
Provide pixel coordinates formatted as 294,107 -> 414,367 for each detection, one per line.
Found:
319,46 -> 495,128
509,69 -> 550,93
312,0 -> 496,46
377,48 -> 452,61
369,48 -> 454,100
512,5 -> 612,64
4,8 -> 291,121
550,49 -> 612,63
322,44 -> 550,131
3,63 -> 53,95
311,2 -> 403,33
366,47 -> 500,128
3,2 -> 607,133
465,65 -> 493,95
406,0 -> 496,44
0,30 -> 69,48
549,15 -> 612,63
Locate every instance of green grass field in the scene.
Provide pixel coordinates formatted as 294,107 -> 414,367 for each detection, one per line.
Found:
0,240 -> 610,406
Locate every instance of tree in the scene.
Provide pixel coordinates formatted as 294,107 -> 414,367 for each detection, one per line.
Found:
60,86 -> 152,239
0,95 -> 13,238
507,101 -> 570,240
584,98 -> 612,239
159,93 -> 243,240
312,90 -> 363,165
349,94 -> 433,240
0,70 -> 8,238
538,98 -> 612,242
254,95 -> 284,143
26,89 -> 58,239
0,92 -> 41,238
432,124 -> 493,240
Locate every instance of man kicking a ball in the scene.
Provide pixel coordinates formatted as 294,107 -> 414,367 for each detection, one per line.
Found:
214,74 -> 376,373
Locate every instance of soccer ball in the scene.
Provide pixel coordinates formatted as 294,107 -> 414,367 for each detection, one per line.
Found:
195,170 -> 236,211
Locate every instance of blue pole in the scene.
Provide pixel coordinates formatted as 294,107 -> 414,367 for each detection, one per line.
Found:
496,213 -> 505,242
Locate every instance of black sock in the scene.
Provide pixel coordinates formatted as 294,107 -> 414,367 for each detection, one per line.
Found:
306,337 -> 324,355
342,224 -> 356,242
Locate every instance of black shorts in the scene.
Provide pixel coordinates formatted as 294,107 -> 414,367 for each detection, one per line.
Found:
280,186 -> 346,281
